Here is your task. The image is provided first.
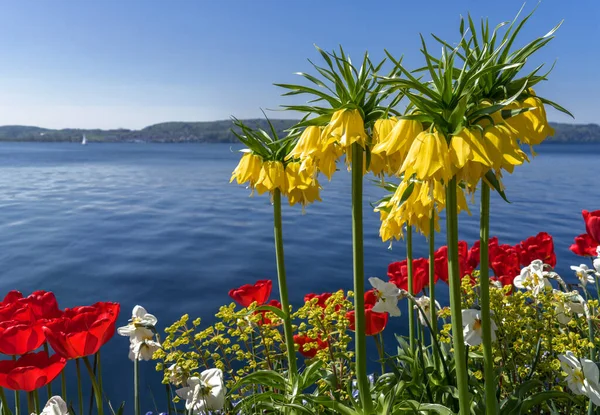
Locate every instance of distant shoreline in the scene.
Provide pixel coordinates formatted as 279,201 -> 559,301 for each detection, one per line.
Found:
0,120 -> 597,143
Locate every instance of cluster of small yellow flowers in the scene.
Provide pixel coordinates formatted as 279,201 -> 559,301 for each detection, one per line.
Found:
293,290 -> 355,393
230,153 -> 321,207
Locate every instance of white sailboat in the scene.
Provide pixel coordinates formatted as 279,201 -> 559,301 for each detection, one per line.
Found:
81,134 -> 87,145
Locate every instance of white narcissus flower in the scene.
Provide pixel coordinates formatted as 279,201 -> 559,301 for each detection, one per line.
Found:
36,396 -> 68,415
571,264 -> 596,287
513,260 -> 552,296
168,363 -> 187,386
553,290 -> 586,325
559,351 -> 600,405
368,277 -> 404,317
462,309 -> 497,347
118,305 -> 158,340
128,338 -> 161,361
175,369 -> 225,413
413,296 -> 440,326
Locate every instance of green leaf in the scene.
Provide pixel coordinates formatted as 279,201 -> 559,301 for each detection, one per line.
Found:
484,171 -> 510,203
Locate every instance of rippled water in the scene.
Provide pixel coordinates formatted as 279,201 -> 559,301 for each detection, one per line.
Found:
0,142 -> 598,409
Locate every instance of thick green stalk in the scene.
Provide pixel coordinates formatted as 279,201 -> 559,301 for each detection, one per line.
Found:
446,178 -> 470,415
33,391 -> 39,415
428,213 -> 437,334
428,213 -> 439,369
351,143 -> 372,414
479,183 -> 497,414
83,356 -> 104,415
407,226 -> 416,351
76,359 -> 84,415
273,188 -> 298,376
134,359 -> 140,415
26,393 -> 33,415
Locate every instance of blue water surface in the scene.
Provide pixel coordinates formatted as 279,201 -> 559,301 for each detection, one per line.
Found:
0,142 -> 598,410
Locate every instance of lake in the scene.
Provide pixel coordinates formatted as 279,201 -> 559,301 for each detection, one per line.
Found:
0,142 -> 598,410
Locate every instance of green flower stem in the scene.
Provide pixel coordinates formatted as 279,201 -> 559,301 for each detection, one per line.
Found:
446,177 -> 469,415
407,225 -> 416,351
428,212 -> 439,369
76,359 -> 84,415
33,391 -> 39,415
351,143 -> 372,414
479,182 -> 497,415
43,344 -> 52,398
26,393 -> 33,415
0,387 -> 11,415
83,356 -> 104,415
134,359 -> 140,415
61,370 -> 67,406
12,357 -> 19,415
272,188 -> 298,377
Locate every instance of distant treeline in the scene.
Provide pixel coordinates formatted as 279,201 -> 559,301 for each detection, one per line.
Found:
0,120 -> 598,143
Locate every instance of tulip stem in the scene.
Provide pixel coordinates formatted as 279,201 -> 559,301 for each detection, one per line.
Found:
446,178 -> 469,415
76,359 -> 84,415
12,356 -> 20,415
43,344 -> 53,399
428,212 -> 439,370
61,370 -> 67,406
351,143 -> 372,414
83,356 -> 104,415
0,387 -> 10,415
272,188 -> 298,377
479,182 -> 497,414
33,391 -> 39,415
134,359 -> 140,415
26,393 -> 33,415
407,225 -> 415,350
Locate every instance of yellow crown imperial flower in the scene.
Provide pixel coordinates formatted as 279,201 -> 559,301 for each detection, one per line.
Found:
230,152 -> 263,187
504,96 -> 555,147
400,131 -> 452,182
287,126 -> 323,160
372,119 -> 423,175
255,161 -> 285,195
322,109 -> 367,149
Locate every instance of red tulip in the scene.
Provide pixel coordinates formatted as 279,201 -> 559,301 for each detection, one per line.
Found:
346,308 -> 388,337
434,241 -> 472,284
1,291 -> 23,306
228,280 -> 272,307
518,232 -> 557,267
255,299 -> 281,326
467,241 -> 481,271
570,233 -> 599,257
364,289 -> 378,308
18,291 -> 63,321
0,351 -> 66,391
583,210 -> 600,244
0,304 -> 45,355
388,258 -> 429,294
304,293 -> 333,309
489,240 -> 520,285
43,302 -> 120,359
293,334 -> 328,358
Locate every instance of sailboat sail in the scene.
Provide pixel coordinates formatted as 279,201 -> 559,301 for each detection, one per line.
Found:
82,135 -> 87,145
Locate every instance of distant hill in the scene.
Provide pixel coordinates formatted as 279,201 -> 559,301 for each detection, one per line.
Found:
0,120 -> 597,143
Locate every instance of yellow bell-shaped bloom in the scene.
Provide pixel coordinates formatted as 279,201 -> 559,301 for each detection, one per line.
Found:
285,161 -> 316,191
372,118 -> 397,145
322,109 -> 367,149
372,119 -> 423,155
288,126 -> 323,160
255,161 -> 285,195
482,124 -> 528,170
286,180 -> 321,207
400,131 -> 452,182
230,152 -> 263,186
504,97 -> 554,146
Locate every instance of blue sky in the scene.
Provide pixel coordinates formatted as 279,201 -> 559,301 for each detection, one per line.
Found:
0,0 -> 597,129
